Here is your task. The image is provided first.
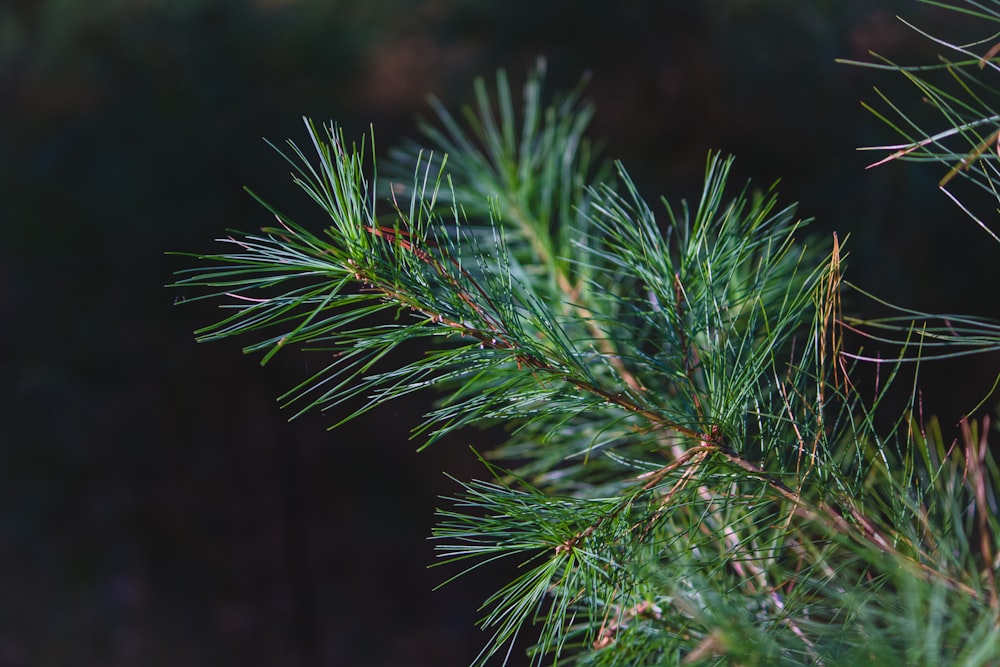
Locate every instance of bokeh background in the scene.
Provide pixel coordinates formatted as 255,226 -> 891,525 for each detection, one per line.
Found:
3,1 -> 999,665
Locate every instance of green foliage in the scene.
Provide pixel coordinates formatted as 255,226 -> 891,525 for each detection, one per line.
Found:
176,15 -> 1000,665
839,0 -> 1000,392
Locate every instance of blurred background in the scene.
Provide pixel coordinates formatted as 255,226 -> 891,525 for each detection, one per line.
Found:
3,1 -> 999,665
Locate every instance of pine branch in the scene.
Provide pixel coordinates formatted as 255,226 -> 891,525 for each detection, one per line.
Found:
842,0 -> 1000,240
174,52 -> 1000,666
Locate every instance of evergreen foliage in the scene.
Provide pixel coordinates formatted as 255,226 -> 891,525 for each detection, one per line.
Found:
175,3 -> 1000,663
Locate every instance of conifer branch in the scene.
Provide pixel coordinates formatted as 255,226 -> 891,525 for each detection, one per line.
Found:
175,45 -> 1000,665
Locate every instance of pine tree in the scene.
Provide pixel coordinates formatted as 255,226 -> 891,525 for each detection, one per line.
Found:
174,3 -> 1000,664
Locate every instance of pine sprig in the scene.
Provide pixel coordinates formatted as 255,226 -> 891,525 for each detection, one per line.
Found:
175,51 -> 1000,666
840,1 -> 1000,409
841,0 -> 1000,239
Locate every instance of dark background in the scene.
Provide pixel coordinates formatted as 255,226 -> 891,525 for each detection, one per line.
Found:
3,1 -> 999,665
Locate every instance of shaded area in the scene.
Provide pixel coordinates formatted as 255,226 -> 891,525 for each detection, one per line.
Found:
2,1 -> 998,665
